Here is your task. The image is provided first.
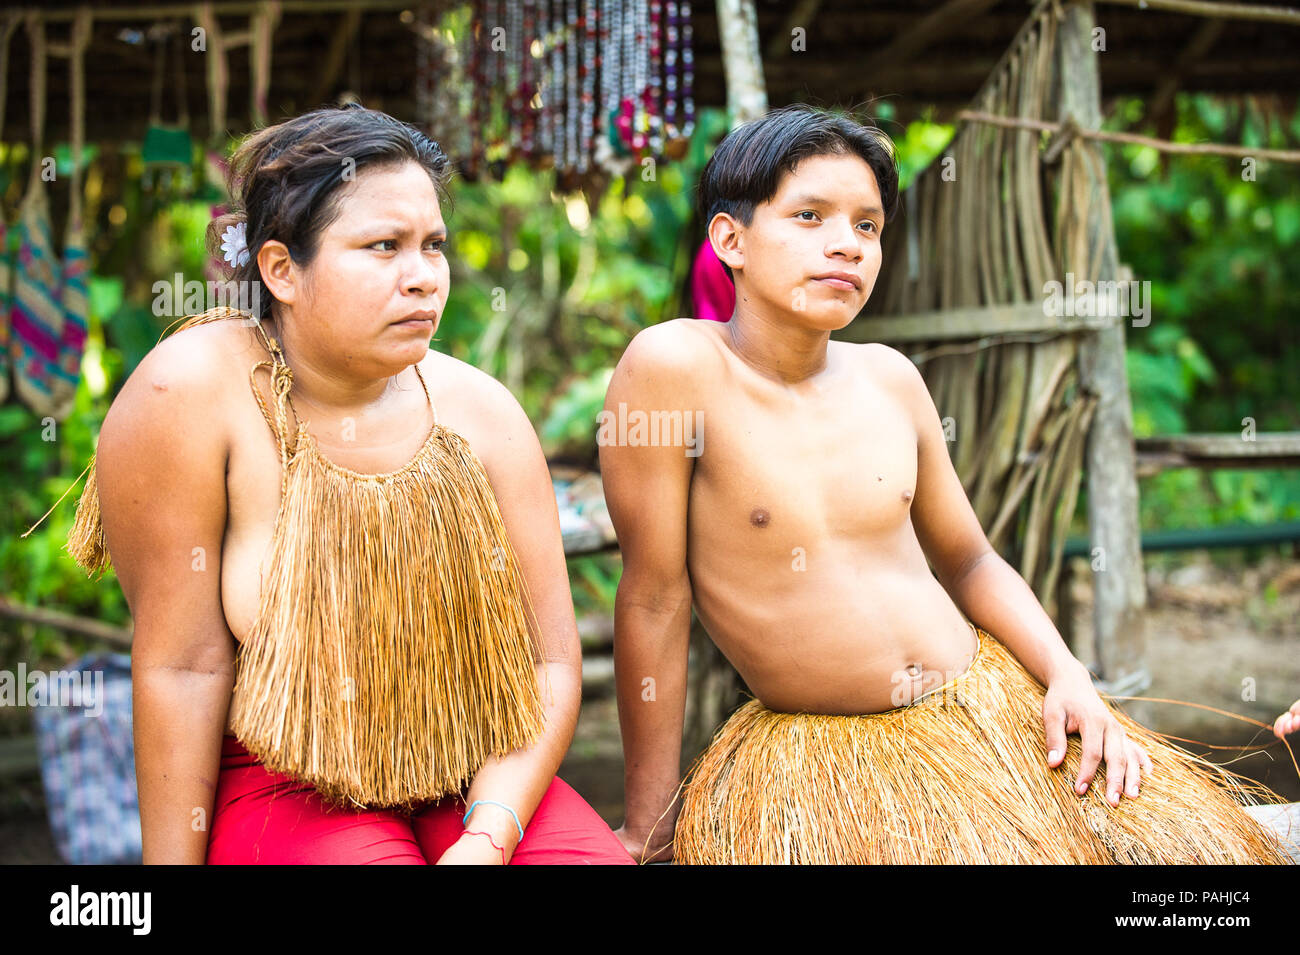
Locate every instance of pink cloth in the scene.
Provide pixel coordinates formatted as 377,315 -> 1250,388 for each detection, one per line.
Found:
206,735 -> 635,865
689,240 -> 734,322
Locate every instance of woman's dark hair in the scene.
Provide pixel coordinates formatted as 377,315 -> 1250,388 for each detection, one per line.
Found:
206,102 -> 452,319
696,105 -> 900,273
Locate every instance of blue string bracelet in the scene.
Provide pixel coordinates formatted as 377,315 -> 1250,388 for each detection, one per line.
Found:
463,799 -> 524,843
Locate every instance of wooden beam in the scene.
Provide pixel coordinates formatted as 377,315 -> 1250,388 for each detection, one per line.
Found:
957,109 -> 1300,163
1136,452 -> 1300,476
1134,431 -> 1300,475
1148,17 -> 1226,123
1137,431 -> 1300,458
837,302 -> 1118,344
1094,0 -> 1300,26
0,598 -> 133,648
32,0 -> 414,22
864,0 -> 1003,73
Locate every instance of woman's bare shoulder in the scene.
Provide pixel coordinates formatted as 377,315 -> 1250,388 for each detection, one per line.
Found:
99,319 -> 256,466
418,348 -> 537,464
420,347 -> 524,421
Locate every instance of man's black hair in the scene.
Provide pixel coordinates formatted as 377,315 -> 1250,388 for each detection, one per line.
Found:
697,105 -> 900,277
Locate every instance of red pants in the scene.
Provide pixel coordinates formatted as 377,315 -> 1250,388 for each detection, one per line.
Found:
206,735 -> 635,865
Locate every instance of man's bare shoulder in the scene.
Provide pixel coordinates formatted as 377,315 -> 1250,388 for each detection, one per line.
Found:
844,340 -> 928,401
613,318 -> 724,391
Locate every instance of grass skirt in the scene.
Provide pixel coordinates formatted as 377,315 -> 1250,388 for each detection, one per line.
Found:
675,627 -> 1293,864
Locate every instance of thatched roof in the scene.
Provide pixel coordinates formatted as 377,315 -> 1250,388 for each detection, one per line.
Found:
5,0 -> 1298,146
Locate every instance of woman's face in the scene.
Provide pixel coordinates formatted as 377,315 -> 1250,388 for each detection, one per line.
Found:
267,160 -> 450,381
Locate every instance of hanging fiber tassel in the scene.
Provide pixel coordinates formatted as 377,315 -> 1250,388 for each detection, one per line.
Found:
194,2 -> 229,146
63,307 -> 548,809
64,455 -> 107,575
55,8 -> 93,405
249,2 -> 281,128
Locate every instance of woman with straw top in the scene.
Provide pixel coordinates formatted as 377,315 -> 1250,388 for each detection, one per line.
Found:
60,104 -> 634,865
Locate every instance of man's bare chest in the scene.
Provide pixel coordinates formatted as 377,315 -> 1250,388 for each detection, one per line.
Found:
689,397 -> 919,543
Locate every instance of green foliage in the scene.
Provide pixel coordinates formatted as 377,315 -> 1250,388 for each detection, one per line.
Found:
891,112 -> 956,191
1108,93 -> 1300,531
568,553 -> 622,619
541,368 -> 615,457
0,346 -> 129,671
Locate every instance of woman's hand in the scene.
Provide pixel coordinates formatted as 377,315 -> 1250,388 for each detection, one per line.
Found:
436,830 -> 509,865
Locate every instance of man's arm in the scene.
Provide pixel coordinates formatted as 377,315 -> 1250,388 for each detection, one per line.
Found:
893,345 -> 1080,688
600,326 -> 700,862
884,345 -> 1151,805
95,335 -> 238,865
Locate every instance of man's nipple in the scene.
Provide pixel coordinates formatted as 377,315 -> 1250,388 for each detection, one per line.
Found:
749,507 -> 771,528
901,488 -> 913,504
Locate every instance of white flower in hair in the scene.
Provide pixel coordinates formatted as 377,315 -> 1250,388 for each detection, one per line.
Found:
220,221 -> 250,268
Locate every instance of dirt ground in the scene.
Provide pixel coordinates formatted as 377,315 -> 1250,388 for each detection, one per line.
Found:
3,547 -> 1297,862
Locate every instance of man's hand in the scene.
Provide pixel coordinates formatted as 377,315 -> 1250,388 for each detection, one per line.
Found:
1043,663 -> 1154,806
1274,699 -> 1300,739
614,824 -> 673,864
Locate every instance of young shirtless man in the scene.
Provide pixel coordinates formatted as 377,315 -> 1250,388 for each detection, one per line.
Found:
599,105 -> 1289,865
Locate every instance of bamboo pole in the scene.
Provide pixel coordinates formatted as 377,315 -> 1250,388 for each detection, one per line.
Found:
715,0 -> 768,127
1057,3 -> 1150,697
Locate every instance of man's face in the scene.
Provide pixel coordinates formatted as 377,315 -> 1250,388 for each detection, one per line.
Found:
724,151 -> 885,331
293,161 -> 450,378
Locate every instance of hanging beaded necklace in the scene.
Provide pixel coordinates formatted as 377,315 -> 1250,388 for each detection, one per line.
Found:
457,0 -> 695,184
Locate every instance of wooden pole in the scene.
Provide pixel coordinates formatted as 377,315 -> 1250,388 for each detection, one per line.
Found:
955,109 -> 1300,163
715,0 -> 768,127
0,597 -> 133,649
1093,0 -> 1300,26
1057,4 -> 1150,696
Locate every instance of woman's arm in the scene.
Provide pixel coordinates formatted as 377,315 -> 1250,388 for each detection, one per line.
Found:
437,375 -> 587,864
95,334 -> 238,865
